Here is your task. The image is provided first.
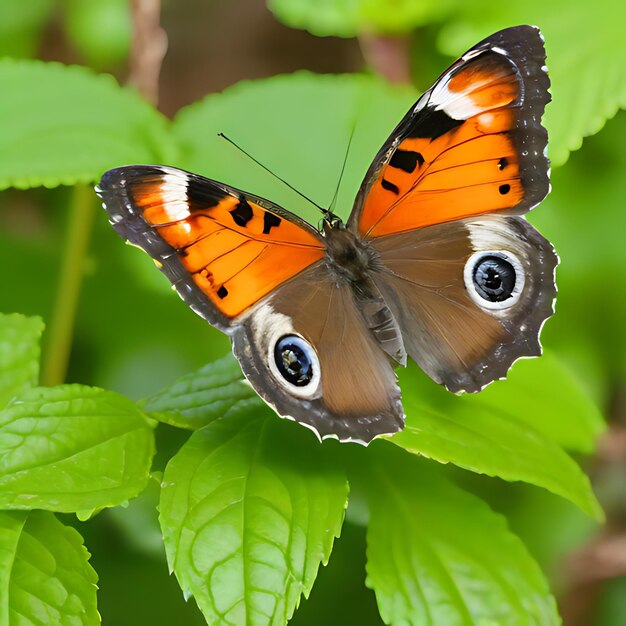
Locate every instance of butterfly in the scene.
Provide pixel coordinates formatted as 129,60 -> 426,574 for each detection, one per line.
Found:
96,25 -> 557,444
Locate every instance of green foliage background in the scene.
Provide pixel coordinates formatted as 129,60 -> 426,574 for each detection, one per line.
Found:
0,0 -> 624,625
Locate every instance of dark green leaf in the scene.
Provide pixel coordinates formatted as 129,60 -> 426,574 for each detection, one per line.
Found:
456,349 -> 605,453
0,313 -> 43,409
390,364 -> 602,519
141,353 -> 257,429
0,385 -> 155,511
160,402 -> 348,625
0,510 -> 98,625
366,460 -> 560,625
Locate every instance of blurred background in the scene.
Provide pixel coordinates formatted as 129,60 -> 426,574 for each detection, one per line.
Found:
0,0 -> 624,624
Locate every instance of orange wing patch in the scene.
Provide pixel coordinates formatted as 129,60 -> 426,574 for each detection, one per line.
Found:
101,167 -> 325,319
356,50 -> 529,238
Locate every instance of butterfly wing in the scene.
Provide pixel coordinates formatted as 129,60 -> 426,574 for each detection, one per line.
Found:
232,261 -> 404,442
348,25 -> 550,238
97,165 -> 403,442
370,217 -> 557,392
97,165 -> 325,331
349,25 -> 557,392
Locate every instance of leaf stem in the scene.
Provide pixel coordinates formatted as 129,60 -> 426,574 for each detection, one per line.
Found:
41,185 -> 96,386
358,33 -> 412,84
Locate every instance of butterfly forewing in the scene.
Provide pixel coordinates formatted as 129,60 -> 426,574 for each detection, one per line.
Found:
349,25 -> 550,239
97,166 -> 325,326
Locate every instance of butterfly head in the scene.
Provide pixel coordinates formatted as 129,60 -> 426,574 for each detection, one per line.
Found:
320,212 -> 344,235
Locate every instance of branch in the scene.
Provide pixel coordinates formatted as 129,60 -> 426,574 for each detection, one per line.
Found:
128,0 -> 168,105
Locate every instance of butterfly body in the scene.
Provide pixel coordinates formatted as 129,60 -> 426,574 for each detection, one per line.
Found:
97,25 -> 557,444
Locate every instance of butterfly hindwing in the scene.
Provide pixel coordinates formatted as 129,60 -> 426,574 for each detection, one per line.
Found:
232,261 -> 404,442
97,166 -> 325,330
348,25 -> 550,238
369,215 -> 558,392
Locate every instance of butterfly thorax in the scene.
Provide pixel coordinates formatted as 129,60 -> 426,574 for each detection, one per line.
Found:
323,225 -> 375,284
323,225 -> 406,365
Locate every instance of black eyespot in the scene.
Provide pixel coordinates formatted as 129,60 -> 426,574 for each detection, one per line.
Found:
273,335 -> 315,386
472,255 -> 516,302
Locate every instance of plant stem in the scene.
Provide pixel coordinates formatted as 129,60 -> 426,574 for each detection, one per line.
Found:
41,185 -> 96,386
358,33 -> 412,84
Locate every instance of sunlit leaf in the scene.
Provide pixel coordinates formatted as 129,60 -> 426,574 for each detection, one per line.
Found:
0,313 -> 43,409
160,402 -> 348,625
532,112 -> 626,394
438,0 -> 626,166
268,0 -> 458,37
141,353 -> 257,429
366,459 -> 560,625
0,385 -> 155,511
457,349 -> 605,453
0,510 -> 98,625
390,364 -> 602,519
0,58 -> 174,190
172,72 -> 416,227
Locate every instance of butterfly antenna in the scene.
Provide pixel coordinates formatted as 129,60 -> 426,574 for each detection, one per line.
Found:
218,133 -> 330,216
327,120 -> 357,215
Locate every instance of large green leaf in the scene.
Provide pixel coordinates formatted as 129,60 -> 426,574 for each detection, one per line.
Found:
0,313 -> 43,409
532,112 -> 626,392
438,0 -> 626,166
0,385 -> 155,511
365,459 -> 560,626
160,402 -> 348,625
435,349 -> 604,453
0,510 -> 98,625
141,353 -> 257,429
0,58 -> 174,190
390,364 -> 602,519
172,72 -> 416,227
268,0 -> 457,37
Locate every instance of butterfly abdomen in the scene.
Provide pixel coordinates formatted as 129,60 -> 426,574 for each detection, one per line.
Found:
323,227 -> 406,365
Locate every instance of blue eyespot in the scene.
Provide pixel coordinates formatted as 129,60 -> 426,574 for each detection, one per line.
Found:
274,335 -> 315,386
472,255 -> 516,302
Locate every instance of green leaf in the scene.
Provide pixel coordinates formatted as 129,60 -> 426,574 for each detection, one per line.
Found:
0,510 -> 98,625
458,349 -> 605,453
141,353 -> 257,429
438,0 -> 626,166
63,0 -> 131,69
0,313 -> 43,409
268,0 -> 360,38
390,364 -> 602,519
0,0 -> 54,58
0,58 -> 174,190
268,0 -> 457,37
0,385 -> 155,511
533,113 -> 626,391
365,459 -> 560,626
172,72 -> 416,227
160,402 -> 349,625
